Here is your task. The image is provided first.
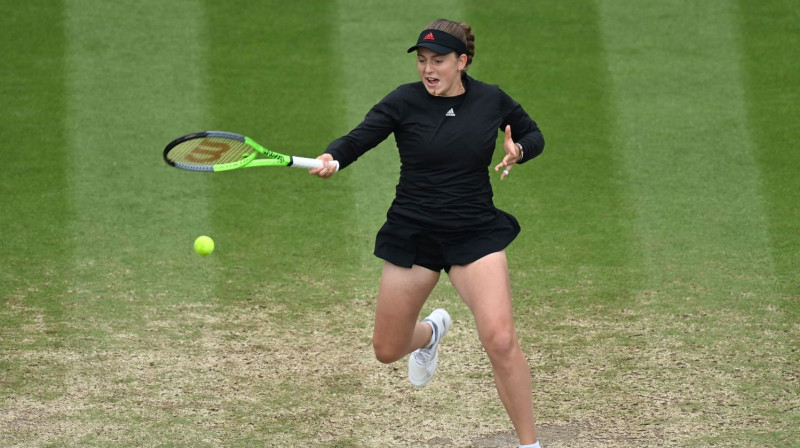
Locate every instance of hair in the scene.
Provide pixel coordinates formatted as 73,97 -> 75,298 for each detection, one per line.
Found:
425,19 -> 475,68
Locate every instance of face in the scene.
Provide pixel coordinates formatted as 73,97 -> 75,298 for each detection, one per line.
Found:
416,48 -> 468,97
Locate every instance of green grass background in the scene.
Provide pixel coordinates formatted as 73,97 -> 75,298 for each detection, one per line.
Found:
1,0 -> 798,446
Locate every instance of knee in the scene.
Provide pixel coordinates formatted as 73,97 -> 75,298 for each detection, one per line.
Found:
373,339 -> 404,364
481,326 -> 520,362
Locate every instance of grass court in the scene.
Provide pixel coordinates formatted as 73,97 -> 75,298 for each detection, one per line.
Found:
1,1 -> 798,446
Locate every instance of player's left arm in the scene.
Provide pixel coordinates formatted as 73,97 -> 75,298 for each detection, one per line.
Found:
501,96 -> 545,165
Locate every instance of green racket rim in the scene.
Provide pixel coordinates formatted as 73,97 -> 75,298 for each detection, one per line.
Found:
211,150 -> 258,171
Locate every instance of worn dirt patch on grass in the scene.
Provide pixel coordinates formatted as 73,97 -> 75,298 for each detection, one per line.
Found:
3,291 -> 798,447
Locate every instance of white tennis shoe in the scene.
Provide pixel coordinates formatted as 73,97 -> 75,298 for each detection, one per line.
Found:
408,308 -> 452,387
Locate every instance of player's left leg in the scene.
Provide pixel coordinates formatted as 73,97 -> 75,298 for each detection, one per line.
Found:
448,251 -> 538,446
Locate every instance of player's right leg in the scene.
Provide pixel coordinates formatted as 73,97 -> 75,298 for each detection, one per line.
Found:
372,262 -> 440,364
408,308 -> 452,387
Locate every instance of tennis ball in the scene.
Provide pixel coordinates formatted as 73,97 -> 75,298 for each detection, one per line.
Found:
194,235 -> 214,256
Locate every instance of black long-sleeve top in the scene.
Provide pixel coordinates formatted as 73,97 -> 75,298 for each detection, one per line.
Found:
326,74 -> 544,229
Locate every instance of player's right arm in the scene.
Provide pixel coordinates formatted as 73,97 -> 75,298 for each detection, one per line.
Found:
323,89 -> 401,170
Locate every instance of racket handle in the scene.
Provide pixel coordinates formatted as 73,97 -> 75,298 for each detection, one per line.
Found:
290,156 -> 333,170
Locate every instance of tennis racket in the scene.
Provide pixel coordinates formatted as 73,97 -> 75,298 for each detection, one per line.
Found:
163,131 -> 324,172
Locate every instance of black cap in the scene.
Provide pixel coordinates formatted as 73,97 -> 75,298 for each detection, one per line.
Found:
407,29 -> 467,56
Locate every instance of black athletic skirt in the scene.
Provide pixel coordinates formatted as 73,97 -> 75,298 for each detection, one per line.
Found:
373,209 -> 521,272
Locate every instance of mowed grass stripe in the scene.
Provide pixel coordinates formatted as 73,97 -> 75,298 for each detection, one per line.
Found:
598,1 -> 774,302
0,3 -> 70,321
65,1 -> 211,312
736,4 -> 800,441
333,1 -> 463,275
468,2 -> 640,306
464,3 -> 662,440
737,0 -> 800,296
203,1 -> 356,309
599,2 -> 791,443
3,2 -> 211,445
0,4 -> 70,440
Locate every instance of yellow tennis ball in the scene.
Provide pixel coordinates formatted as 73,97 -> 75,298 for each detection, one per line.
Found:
194,235 -> 214,256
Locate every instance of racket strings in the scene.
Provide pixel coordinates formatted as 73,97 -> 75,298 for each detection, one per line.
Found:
166,137 -> 253,167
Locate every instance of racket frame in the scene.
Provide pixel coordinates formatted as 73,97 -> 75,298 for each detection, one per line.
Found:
163,131 -> 323,172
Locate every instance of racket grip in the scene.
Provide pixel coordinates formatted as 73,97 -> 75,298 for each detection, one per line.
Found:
291,156 -> 337,171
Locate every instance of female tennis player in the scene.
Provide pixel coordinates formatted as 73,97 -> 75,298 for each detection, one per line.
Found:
311,19 -> 544,448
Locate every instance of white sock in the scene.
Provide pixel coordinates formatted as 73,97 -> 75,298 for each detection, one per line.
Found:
519,443 -> 540,448
423,320 -> 436,349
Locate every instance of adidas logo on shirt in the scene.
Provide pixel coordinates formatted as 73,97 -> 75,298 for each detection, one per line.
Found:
445,108 -> 456,117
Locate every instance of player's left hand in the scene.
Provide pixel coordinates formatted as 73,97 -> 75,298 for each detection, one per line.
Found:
494,125 -> 521,180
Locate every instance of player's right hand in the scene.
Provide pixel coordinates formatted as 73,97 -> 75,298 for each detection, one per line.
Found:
310,153 -> 339,178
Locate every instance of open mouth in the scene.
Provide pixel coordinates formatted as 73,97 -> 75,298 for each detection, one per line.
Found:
425,77 -> 440,88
